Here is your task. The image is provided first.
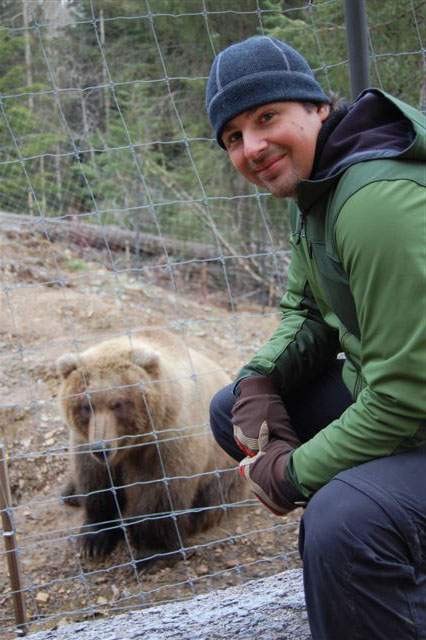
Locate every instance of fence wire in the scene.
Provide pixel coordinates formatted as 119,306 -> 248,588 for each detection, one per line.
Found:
0,1 -> 424,637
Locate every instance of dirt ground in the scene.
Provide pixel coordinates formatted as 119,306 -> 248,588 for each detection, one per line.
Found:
0,220 -> 301,638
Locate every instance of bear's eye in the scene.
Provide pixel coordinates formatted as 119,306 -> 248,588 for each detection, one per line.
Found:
79,401 -> 92,421
110,400 -> 124,413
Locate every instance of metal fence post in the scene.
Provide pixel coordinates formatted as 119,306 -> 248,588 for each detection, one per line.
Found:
344,0 -> 371,100
0,444 -> 28,636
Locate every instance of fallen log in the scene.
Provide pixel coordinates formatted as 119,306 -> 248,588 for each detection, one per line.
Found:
0,211 -> 218,261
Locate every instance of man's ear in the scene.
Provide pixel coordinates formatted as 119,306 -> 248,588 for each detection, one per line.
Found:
318,103 -> 331,122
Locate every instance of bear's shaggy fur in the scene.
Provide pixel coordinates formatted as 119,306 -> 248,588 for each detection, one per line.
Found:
57,332 -> 246,570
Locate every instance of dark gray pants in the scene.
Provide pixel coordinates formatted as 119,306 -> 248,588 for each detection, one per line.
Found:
209,364 -> 426,639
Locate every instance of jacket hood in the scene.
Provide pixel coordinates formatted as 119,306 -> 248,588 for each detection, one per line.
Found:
297,88 -> 425,211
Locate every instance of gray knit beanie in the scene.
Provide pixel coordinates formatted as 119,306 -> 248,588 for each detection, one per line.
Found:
206,36 -> 330,148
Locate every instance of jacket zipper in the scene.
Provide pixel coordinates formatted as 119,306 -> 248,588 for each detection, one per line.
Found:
353,372 -> 363,398
296,212 -> 305,244
297,213 -> 314,257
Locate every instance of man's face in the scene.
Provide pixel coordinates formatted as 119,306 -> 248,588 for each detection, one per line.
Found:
221,101 -> 330,198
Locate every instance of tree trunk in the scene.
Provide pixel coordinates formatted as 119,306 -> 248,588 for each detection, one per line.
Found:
23,0 -> 33,109
0,210 -> 217,260
23,0 -> 34,215
99,9 -> 110,129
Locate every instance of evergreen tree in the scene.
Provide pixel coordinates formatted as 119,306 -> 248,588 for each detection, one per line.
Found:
0,0 -> 423,254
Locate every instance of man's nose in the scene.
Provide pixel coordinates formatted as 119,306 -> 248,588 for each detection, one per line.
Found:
243,132 -> 267,161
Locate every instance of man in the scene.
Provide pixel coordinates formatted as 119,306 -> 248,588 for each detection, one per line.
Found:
206,36 -> 426,639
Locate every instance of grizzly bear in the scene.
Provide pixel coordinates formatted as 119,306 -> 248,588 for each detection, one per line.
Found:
57,331 -> 246,571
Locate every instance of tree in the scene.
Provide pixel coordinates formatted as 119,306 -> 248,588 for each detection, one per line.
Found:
0,0 -> 423,298
262,0 -> 425,107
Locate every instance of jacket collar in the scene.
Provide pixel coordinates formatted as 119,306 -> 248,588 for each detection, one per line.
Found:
296,88 -> 419,214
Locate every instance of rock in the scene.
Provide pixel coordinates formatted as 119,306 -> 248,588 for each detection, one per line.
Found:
197,564 -> 209,575
25,569 -> 310,640
35,591 -> 49,604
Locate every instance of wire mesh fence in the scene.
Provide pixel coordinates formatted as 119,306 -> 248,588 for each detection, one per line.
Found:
0,0 -> 424,637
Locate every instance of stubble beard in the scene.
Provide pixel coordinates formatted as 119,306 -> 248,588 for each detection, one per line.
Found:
253,151 -> 300,198
260,170 -> 299,199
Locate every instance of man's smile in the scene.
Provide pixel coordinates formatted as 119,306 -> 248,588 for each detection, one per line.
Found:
252,153 -> 286,178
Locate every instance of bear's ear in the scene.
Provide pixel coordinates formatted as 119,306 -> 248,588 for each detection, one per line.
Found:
56,353 -> 79,379
132,348 -> 160,377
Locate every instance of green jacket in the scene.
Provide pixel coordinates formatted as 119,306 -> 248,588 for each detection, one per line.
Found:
236,90 -> 426,498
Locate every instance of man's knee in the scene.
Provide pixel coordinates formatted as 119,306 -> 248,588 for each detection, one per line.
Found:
300,476 -> 390,565
209,384 -> 234,434
301,451 -> 426,571
209,383 -> 243,461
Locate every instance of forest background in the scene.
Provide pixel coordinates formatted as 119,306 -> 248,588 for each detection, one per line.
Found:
1,0 -> 425,300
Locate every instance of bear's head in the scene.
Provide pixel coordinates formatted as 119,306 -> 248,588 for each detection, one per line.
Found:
56,340 -> 177,466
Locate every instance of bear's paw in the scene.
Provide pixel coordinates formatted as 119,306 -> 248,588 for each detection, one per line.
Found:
78,522 -> 123,559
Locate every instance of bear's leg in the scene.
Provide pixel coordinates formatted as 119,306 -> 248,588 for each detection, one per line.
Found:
131,536 -> 183,574
131,530 -> 183,574
76,452 -> 126,558
126,487 -> 183,573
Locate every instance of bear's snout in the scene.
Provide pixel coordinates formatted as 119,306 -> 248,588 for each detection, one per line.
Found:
88,409 -> 120,464
90,440 -> 114,464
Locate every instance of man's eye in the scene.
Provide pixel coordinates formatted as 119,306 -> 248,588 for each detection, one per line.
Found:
260,111 -> 274,123
225,131 -> 241,147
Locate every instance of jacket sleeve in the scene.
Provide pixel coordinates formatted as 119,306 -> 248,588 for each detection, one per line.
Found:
290,177 -> 426,497
234,236 -> 340,395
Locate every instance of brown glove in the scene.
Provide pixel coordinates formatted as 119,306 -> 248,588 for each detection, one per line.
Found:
239,439 -> 307,516
232,376 -> 300,457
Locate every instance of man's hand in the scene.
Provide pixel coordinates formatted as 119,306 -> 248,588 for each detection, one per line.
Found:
239,439 -> 307,516
233,378 -> 306,515
232,376 -> 300,457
